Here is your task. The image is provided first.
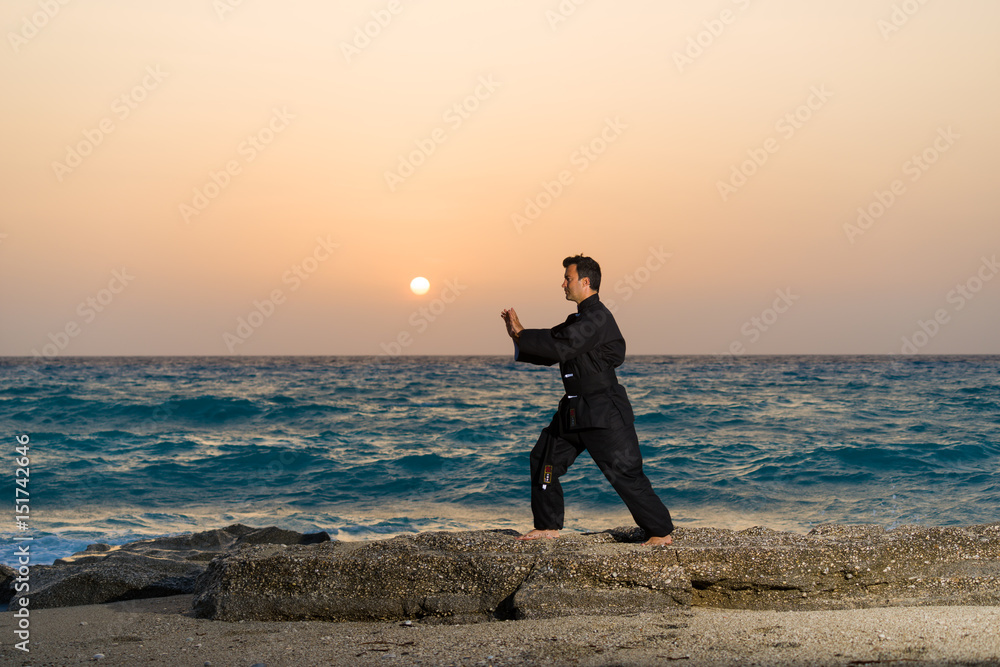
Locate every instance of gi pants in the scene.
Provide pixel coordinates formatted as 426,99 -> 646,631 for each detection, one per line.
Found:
529,406 -> 674,538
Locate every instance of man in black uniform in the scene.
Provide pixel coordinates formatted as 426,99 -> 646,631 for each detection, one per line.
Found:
500,255 -> 674,545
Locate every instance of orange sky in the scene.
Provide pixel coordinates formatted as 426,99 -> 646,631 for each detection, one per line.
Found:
2,0 -> 999,356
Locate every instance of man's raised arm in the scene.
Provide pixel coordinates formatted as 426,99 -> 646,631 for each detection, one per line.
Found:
501,307 -> 558,366
517,309 -> 606,365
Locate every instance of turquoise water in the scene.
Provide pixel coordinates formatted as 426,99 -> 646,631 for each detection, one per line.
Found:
2,355 -> 998,564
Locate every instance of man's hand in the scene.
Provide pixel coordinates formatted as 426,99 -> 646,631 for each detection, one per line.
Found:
500,308 -> 524,341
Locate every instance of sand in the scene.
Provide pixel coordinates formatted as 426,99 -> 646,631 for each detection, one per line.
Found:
3,595 -> 1000,666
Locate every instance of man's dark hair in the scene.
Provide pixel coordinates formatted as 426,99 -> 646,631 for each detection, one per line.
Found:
563,254 -> 601,292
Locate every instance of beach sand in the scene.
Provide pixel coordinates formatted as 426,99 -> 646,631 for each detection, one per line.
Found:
3,595 -> 1000,666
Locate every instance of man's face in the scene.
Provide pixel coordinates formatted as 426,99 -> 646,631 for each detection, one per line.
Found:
562,264 -> 589,303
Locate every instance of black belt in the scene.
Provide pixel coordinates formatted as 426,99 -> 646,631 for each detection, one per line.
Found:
561,368 -> 618,396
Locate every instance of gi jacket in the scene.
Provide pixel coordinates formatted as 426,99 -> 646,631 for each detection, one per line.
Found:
515,294 -> 635,432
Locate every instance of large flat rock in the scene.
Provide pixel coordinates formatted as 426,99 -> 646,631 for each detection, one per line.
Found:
192,529 -> 689,622
192,523 -> 1000,622
9,523 -> 999,621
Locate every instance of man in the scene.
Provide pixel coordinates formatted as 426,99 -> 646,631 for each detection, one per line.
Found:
500,255 -> 674,546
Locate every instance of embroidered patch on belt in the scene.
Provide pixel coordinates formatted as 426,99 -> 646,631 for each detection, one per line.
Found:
543,465 -> 553,485
569,408 -> 577,428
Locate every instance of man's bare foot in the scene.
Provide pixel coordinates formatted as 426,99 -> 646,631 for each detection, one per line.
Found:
517,529 -> 559,541
642,534 -> 673,546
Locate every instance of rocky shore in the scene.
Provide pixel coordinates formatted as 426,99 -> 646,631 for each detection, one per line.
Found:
3,523 -> 1000,666
4,522 -> 999,622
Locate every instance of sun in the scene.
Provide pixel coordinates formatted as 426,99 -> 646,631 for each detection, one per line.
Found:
410,277 -> 430,295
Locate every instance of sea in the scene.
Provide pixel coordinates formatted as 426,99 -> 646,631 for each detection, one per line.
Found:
1,355 -> 998,566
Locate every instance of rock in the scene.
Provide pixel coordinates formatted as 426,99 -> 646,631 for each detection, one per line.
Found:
22,551 -> 204,610
193,529 -> 536,623
511,546 -> 690,619
192,523 -> 1000,622
193,529 -> 689,622
679,523 -> 1000,611
6,524 -> 330,610
234,526 -> 331,546
12,522 -> 1000,620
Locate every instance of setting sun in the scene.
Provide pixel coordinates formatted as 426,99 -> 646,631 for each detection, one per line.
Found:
410,277 -> 430,295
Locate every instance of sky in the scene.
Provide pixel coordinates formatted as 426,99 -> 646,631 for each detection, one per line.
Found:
2,0 -> 999,356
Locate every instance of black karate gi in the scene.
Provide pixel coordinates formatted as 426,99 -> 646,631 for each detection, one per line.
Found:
514,294 -> 674,537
